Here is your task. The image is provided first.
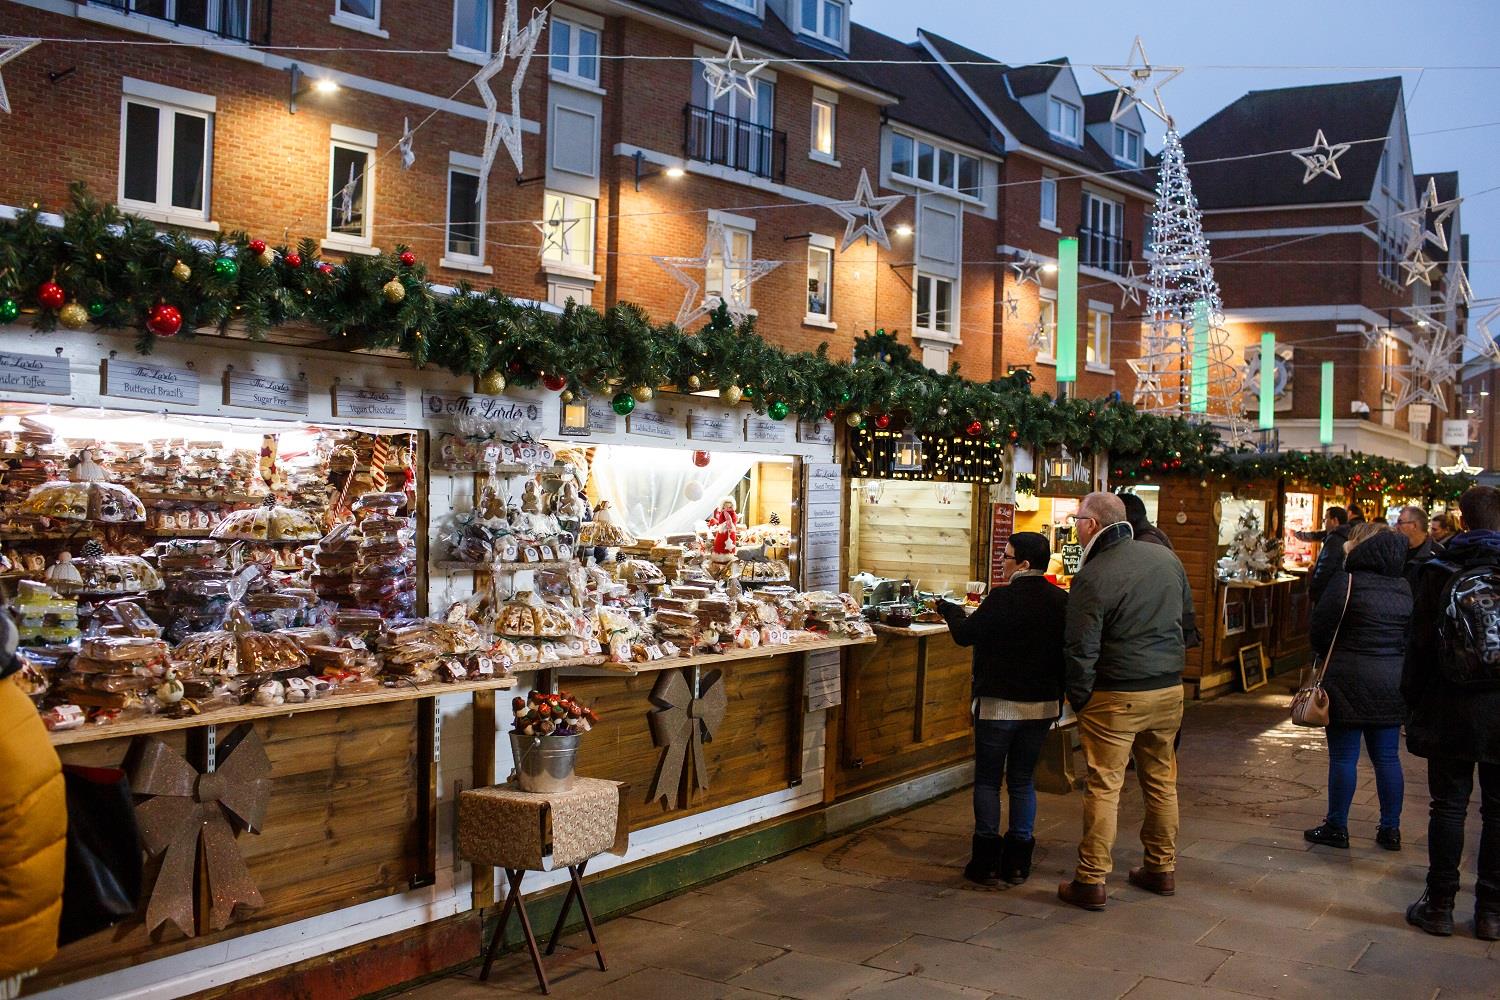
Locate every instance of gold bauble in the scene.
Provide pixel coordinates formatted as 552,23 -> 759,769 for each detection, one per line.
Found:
687,374 -> 702,391
632,385 -> 655,403
258,250 -> 275,268
58,302 -> 89,329
382,279 -> 406,304
171,260 -> 191,282
560,390 -> 574,403
846,411 -> 865,427
477,370 -> 507,395
719,384 -> 743,406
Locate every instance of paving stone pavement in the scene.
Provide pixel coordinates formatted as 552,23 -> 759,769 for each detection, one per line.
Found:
397,685 -> 1497,999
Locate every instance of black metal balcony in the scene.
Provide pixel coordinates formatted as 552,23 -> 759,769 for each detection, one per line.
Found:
1077,225 -> 1132,275
683,104 -> 787,183
89,0 -> 270,44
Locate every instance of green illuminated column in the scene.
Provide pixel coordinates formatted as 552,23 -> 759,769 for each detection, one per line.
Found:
1259,332 -> 1276,430
1190,300 -> 1209,413
1056,237 -> 1078,383
1320,361 -> 1334,445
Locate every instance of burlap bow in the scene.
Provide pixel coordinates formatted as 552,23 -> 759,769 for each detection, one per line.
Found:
647,667 -> 727,807
131,725 -> 271,937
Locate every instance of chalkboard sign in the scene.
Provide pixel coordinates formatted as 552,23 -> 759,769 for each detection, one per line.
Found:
1061,541 -> 1083,575
1238,642 -> 1268,692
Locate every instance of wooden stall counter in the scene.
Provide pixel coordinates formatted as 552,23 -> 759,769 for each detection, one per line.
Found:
555,633 -> 873,678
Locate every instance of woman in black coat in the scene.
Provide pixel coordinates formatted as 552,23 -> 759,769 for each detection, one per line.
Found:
1304,526 -> 1411,851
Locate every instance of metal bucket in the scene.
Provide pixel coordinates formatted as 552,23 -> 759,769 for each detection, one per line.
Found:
509,732 -> 579,793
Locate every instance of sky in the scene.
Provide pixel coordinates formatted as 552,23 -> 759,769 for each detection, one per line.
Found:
853,0 -> 1500,328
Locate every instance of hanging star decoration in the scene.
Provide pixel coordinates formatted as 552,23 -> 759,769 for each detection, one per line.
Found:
0,37 -> 39,115
827,168 -> 904,252
1476,303 -> 1500,360
1113,259 -> 1144,308
1441,453 -> 1484,477
701,36 -> 767,105
532,199 -> 579,259
474,0 -> 547,197
1408,300 -> 1500,364
1398,175 -> 1460,253
1094,36 -> 1181,125
1026,318 -> 1050,353
398,117 -> 415,170
1010,251 -> 1044,287
1003,291 -> 1021,319
336,162 -> 358,227
652,221 -> 782,328
1128,356 -> 1171,409
647,667 -> 727,807
1400,246 -> 1442,287
1390,327 -> 1463,413
1290,129 -> 1352,185
1444,260 -> 1473,310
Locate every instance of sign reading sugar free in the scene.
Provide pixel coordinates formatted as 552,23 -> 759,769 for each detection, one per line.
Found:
333,383 -> 408,420
226,371 -> 309,414
0,351 -> 70,396
103,359 -> 200,405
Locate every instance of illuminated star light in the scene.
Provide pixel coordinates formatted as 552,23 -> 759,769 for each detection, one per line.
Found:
1010,252 -> 1044,287
474,0 -> 547,197
701,36 -> 767,105
0,37 -> 39,115
1400,247 -> 1442,287
652,221 -> 782,328
827,168 -> 904,252
1113,259 -> 1144,308
532,199 -> 579,259
1094,36 -> 1182,126
1128,356 -> 1170,409
1290,129 -> 1352,184
1441,453 -> 1484,476
1397,175 -> 1460,253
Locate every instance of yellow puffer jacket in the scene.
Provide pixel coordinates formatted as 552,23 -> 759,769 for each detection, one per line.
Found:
0,676 -> 66,980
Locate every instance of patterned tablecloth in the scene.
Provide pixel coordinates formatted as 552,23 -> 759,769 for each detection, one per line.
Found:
458,778 -> 628,870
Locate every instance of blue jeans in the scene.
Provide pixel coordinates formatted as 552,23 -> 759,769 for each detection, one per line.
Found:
1325,724 -> 1404,829
973,718 -> 1053,839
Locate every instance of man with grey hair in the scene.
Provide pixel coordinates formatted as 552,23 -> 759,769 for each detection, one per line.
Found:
1058,491 -> 1195,912
1395,505 -> 1443,590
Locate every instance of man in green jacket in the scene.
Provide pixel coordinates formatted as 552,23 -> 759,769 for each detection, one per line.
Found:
1057,492 -> 1194,912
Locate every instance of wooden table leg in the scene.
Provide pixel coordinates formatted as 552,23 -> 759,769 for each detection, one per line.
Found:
508,868 -> 551,994
479,875 -> 517,982
571,862 -> 607,972
543,872 -> 580,956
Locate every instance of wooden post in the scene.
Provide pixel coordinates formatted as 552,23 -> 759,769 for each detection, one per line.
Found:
913,636 -> 929,744
471,689 -> 497,911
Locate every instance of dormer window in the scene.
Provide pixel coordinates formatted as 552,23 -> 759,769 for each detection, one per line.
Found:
1048,97 -> 1081,143
1112,125 -> 1141,166
718,0 -> 762,13
799,0 -> 847,48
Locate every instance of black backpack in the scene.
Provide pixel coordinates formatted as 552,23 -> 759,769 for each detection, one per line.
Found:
1435,559 -> 1500,689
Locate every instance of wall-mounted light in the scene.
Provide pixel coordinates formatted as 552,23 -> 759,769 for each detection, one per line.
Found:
1042,262 -> 1059,274
893,223 -> 913,238
289,64 -> 339,114
633,151 -> 686,191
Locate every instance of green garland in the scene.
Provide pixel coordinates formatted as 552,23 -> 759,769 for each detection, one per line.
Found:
0,187 -> 1475,502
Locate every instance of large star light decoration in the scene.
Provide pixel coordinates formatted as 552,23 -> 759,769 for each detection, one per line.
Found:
1398,175 -> 1460,253
474,0 -> 547,198
1476,303 -> 1500,360
1128,356 -> 1171,409
1290,130 -> 1352,185
1444,260 -> 1473,310
1026,318 -> 1050,353
1400,246 -> 1442,287
532,199 -> 579,259
652,222 -> 782,328
1441,453 -> 1483,477
1390,327 -> 1463,413
1003,292 -> 1021,319
1010,252 -> 1044,287
701,36 -> 768,105
1113,259 -> 1144,308
0,37 -> 39,115
1094,36 -> 1181,125
827,169 -> 904,253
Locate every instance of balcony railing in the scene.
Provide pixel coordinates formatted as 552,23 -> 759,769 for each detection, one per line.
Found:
683,104 -> 787,183
89,0 -> 271,44
1077,225 -> 1132,276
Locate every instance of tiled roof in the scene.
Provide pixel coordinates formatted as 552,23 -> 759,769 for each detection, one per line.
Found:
849,25 -> 999,153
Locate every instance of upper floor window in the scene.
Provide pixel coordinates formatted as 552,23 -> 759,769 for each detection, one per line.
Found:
452,0 -> 490,54
811,98 -> 835,160
446,166 -> 483,264
890,131 -> 983,199
807,243 -> 832,321
114,0 -> 251,40
1086,306 -> 1111,366
119,92 -> 213,224
333,0 -> 384,35
1081,191 -> 1127,274
914,273 -> 954,338
1048,97 -> 1081,143
706,223 -> 754,306
1112,126 -> 1141,166
718,0 -> 762,12
541,191 -> 596,273
328,135 -> 374,245
798,0 -> 846,47
1040,170 -> 1058,227
550,18 -> 599,85
1038,291 -> 1057,358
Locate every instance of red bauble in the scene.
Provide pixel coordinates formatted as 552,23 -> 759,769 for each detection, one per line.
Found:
285,253 -> 303,268
1141,459 -> 1153,468
248,239 -> 267,255
824,409 -> 836,421
399,251 -> 417,267
692,450 -> 711,468
874,413 -> 891,430
965,420 -> 983,438
506,361 -> 523,375
1008,429 -> 1019,441
316,262 -> 333,275
542,372 -> 567,392
37,281 -> 65,310
146,303 -> 183,337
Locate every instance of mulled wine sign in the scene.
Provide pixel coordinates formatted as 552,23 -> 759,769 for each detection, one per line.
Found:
421,391 -> 542,436
627,405 -> 678,440
745,415 -> 790,445
103,359 -> 200,406
0,351 -> 69,396
333,383 -> 408,420
688,411 -> 735,443
226,371 -> 308,414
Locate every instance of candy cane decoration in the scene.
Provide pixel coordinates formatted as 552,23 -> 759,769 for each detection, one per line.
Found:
368,435 -> 390,493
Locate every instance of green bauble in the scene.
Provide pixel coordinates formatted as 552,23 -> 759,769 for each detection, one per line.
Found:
838,389 -> 852,405
767,400 -> 790,421
0,298 -> 18,322
87,300 -> 107,318
611,391 -> 636,416
213,256 -> 238,278
743,385 -> 758,400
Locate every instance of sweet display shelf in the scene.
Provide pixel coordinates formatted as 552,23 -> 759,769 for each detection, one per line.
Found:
433,560 -> 572,572
429,462 -> 573,476
871,622 -> 950,638
137,492 -> 263,504
554,633 -> 875,677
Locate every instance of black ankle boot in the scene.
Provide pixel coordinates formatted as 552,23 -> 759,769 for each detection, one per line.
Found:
1303,821 -> 1349,848
1000,833 -> 1036,886
1375,827 -> 1401,851
1406,889 -> 1456,936
963,835 -> 1001,887
1477,894 -> 1500,942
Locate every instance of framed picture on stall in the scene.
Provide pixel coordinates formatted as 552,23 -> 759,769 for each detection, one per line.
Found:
1224,598 -> 1246,635
1250,593 -> 1270,630
1238,642 -> 1268,692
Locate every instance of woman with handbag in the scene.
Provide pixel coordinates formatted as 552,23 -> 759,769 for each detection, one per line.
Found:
1303,525 -> 1412,851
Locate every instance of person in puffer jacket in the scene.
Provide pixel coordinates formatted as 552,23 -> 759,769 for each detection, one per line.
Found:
0,610 -> 66,998
1303,525 -> 1411,853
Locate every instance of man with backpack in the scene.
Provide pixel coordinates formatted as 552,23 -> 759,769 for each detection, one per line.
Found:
1403,486 -> 1500,941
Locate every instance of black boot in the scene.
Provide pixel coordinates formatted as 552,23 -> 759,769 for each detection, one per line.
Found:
1406,888 -> 1456,936
1000,833 -> 1036,886
1303,821 -> 1349,848
1477,891 -> 1500,942
1375,827 -> 1401,851
963,835 -> 1001,887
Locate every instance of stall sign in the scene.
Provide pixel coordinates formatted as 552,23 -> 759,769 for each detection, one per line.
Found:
627,406 -> 679,440
802,462 -> 843,591
1407,403 -> 1432,427
421,391 -> 542,435
586,399 -> 619,434
1443,419 -> 1471,447
0,351 -> 69,396
1061,541 -> 1084,575
805,648 -> 842,712
333,383 -> 407,420
745,415 -> 790,444
797,419 -> 833,445
806,502 -> 840,535
805,462 -> 841,497
103,359 -> 199,406
988,503 -> 1016,589
688,411 -> 735,443
226,371 -> 308,414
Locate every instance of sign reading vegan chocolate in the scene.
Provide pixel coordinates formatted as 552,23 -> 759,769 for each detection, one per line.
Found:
103,359 -> 200,406
333,383 -> 408,420
647,667 -> 727,807
421,391 -> 542,437
0,350 -> 70,396
225,371 -> 309,415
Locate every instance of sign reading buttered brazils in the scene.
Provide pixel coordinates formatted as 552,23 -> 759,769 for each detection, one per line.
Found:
0,350 -> 70,396
421,391 -> 543,437
102,358 -> 200,406
225,369 -> 308,414
333,382 -> 409,421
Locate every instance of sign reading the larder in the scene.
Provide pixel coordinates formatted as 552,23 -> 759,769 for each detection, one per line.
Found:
333,383 -> 407,420
421,392 -> 542,436
0,351 -> 70,396
226,371 -> 309,414
103,359 -> 200,406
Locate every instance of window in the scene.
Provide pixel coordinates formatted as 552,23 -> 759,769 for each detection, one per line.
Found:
807,245 -> 832,320
689,69 -> 776,177
540,191 -> 595,273
550,18 -> 600,85
1048,98 -> 1080,142
914,274 -> 954,337
119,96 -> 212,222
1112,126 -> 1141,166
1081,191 -> 1125,273
811,99 -> 835,160
452,0 -> 490,53
720,0 -> 762,11
1038,292 -> 1057,358
328,139 -> 373,243
1040,170 -> 1057,227
1086,307 -> 1111,366
706,224 -> 753,305
334,0 -> 382,31
958,156 -> 981,198
446,168 -> 483,263
121,0 -> 251,39
799,0 -> 846,46
891,132 -> 914,178
889,131 -> 984,198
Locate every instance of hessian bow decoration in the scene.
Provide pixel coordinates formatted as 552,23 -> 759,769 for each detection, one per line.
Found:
131,725 -> 272,937
647,667 -> 727,807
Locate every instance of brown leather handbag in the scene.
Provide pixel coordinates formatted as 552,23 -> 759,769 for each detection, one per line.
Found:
1291,576 -> 1352,728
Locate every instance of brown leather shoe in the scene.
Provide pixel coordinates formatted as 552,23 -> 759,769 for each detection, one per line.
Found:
1057,879 -> 1107,911
1127,867 -> 1175,896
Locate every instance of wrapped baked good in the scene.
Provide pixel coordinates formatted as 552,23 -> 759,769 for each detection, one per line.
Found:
214,496 -> 321,542
615,559 -> 665,585
60,542 -> 164,595
81,636 -> 169,662
496,592 -> 575,638
578,501 -> 635,547
173,605 -> 309,676
18,449 -> 146,523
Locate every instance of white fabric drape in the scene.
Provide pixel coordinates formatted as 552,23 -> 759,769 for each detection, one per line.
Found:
590,446 -> 753,539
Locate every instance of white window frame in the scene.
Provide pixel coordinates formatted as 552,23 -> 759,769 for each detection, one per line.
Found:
450,0 -> 491,59
798,0 -> 848,48
324,126 -> 377,254
1048,97 -> 1081,143
913,272 -> 956,340
441,154 -> 489,273
1037,289 -> 1058,363
539,190 -> 597,276
888,129 -> 985,204
811,97 -> 836,163
1112,125 -> 1141,166
1039,169 -> 1058,230
550,17 -> 601,87
1086,302 -> 1112,370
117,84 -> 215,229
719,0 -> 763,13
805,235 -> 835,328
331,0 -> 388,38
706,220 -> 755,309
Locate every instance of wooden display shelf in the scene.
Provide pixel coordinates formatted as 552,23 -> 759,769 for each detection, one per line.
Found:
49,674 -> 519,746
871,621 -> 949,638
137,492 -> 262,504
429,462 -> 572,476
433,559 -> 571,572
143,528 -> 215,537
555,633 -> 874,677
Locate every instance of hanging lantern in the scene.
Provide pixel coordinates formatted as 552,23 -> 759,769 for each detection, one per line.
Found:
893,430 -> 925,472
559,395 -> 590,436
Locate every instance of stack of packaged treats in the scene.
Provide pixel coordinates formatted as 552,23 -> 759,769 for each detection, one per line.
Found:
11,580 -> 79,646
279,621 -> 380,693
351,492 -> 417,619
56,635 -> 170,715
0,419 -> 63,512
151,539 -> 234,640
649,590 -> 700,653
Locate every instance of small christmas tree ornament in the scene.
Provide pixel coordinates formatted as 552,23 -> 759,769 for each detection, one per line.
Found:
966,420 -> 983,438
477,370 -> 506,395
285,253 -> 303,268
824,409 -> 836,421
767,400 -> 790,421
382,279 -> 406,303
686,374 -> 702,391
37,280 -> 64,310
87,300 -> 106,318
248,239 -> 267,255
316,262 -> 333,275
0,298 -> 18,322
58,302 -> 89,329
258,249 -> 275,267
611,391 -> 636,416
873,412 -> 891,430
212,256 -> 238,278
559,389 -> 574,403
632,385 -> 654,403
147,303 -> 183,337
846,412 -> 864,427
507,360 -> 524,375
542,372 -> 567,392
399,250 -> 417,267
719,384 -> 743,406
171,260 -> 192,282
692,450 -> 711,468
